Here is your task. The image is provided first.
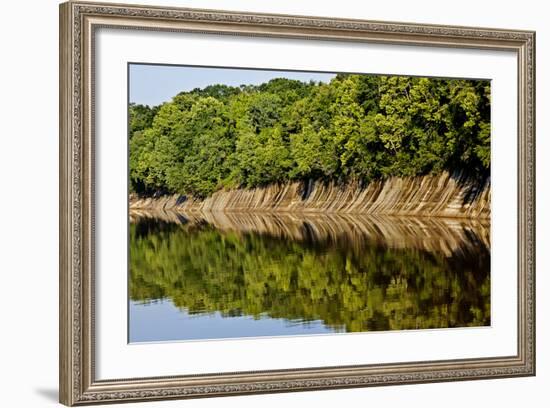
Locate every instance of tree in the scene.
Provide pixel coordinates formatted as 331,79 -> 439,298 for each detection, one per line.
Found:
129,103 -> 159,138
167,97 -> 235,197
129,74 -> 491,197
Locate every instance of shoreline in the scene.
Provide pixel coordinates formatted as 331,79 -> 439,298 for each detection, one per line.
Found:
130,171 -> 490,219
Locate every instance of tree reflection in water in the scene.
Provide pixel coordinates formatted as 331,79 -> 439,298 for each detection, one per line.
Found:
129,211 -> 490,339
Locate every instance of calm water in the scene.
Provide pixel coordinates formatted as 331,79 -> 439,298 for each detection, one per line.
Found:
129,211 -> 490,343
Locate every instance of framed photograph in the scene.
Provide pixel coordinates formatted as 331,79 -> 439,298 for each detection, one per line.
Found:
59,1 -> 536,405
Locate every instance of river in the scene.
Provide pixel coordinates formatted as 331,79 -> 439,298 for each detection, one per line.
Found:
129,210 -> 490,343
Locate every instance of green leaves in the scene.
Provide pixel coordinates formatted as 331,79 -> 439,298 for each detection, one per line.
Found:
129,217 -> 491,331
129,74 -> 490,197
129,103 -> 159,138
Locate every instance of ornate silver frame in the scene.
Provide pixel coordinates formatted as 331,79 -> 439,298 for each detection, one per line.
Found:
59,1 -> 536,405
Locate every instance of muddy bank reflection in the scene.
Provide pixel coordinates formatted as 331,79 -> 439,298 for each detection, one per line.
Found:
130,210 -> 490,256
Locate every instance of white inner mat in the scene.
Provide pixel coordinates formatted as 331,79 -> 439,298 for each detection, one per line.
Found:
95,27 -> 518,380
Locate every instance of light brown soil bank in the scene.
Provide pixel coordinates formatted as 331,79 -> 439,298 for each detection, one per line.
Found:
130,170 -> 490,218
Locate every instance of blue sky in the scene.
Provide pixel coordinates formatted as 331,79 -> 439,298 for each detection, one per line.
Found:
129,64 -> 336,106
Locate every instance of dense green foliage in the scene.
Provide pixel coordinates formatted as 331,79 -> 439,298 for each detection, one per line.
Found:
129,75 -> 490,197
130,217 -> 490,332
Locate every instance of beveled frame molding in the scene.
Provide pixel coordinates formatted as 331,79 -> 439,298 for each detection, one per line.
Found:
59,1 -> 535,405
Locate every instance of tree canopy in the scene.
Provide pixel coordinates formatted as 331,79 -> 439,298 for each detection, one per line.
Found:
129,74 -> 490,197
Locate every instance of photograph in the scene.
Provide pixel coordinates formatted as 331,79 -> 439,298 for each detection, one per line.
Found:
127,64 -> 492,343
57,2 -> 536,405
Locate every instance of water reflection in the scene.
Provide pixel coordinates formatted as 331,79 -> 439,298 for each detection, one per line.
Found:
129,210 -> 490,342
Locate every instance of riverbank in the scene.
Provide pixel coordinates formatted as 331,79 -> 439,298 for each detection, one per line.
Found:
130,170 -> 490,219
